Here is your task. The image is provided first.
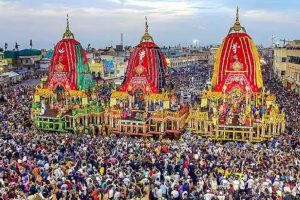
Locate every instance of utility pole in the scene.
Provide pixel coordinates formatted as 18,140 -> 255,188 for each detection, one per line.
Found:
271,34 -> 276,48
121,33 -> 124,50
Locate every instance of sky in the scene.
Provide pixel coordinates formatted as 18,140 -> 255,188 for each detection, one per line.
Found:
0,0 -> 299,50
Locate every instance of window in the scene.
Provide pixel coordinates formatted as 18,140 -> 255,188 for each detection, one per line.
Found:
288,56 -> 300,64
282,57 -> 286,62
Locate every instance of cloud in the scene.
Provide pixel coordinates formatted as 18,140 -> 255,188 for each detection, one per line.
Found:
243,9 -> 300,24
0,0 -> 299,49
104,0 -> 228,17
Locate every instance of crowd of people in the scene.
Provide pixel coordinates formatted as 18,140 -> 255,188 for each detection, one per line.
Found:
0,64 -> 299,199
170,64 -> 211,105
0,85 -> 33,133
263,66 -> 300,132
0,129 -> 300,199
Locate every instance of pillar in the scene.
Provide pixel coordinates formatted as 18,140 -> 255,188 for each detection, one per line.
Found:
161,122 -> 164,132
73,117 -> 76,129
85,116 -> 88,127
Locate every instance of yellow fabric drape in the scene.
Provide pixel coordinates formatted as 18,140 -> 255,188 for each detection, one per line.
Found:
212,42 -> 224,87
251,41 -> 264,88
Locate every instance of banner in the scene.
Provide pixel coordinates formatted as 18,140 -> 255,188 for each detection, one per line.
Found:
163,101 -> 170,109
103,59 -> 115,73
34,95 -> 40,102
110,98 -> 116,107
82,97 -> 88,105
201,98 -> 207,107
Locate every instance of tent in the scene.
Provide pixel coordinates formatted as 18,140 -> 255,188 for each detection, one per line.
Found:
0,71 -> 20,83
15,69 -> 29,75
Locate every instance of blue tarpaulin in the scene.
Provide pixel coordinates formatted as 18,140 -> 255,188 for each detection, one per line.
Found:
15,69 -> 29,75
103,59 -> 115,73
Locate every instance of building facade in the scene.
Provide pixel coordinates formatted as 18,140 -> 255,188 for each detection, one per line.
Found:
0,52 -> 8,73
286,40 -> 300,92
273,47 -> 287,80
168,49 -> 212,68
4,49 -> 42,71
273,40 -> 300,92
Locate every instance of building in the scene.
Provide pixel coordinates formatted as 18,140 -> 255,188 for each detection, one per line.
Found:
40,49 -> 53,70
273,40 -> 300,92
100,54 -> 127,80
88,54 -> 128,80
286,40 -> 300,92
18,49 -> 42,71
89,58 -> 104,75
87,46 -> 129,80
161,47 -> 183,58
4,49 -> 42,71
3,50 -> 18,70
0,51 -> 8,73
273,47 -> 287,80
168,48 -> 212,68
0,51 -> 9,84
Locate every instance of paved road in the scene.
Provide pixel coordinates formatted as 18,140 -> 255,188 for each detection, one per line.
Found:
13,79 -> 40,88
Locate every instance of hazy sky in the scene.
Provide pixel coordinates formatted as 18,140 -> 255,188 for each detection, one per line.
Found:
0,0 -> 299,49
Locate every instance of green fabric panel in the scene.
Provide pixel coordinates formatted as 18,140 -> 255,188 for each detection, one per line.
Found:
75,44 -> 95,91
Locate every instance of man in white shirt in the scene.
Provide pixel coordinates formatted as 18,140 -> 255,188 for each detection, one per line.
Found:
155,187 -> 163,199
217,191 -> 226,200
197,178 -> 204,192
246,177 -> 254,193
204,190 -> 215,200
171,189 -> 179,199
232,179 -> 240,191
221,178 -> 230,190
239,179 -> 245,192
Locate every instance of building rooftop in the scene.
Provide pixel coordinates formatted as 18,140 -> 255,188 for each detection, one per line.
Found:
4,49 -> 42,59
19,49 -> 42,57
